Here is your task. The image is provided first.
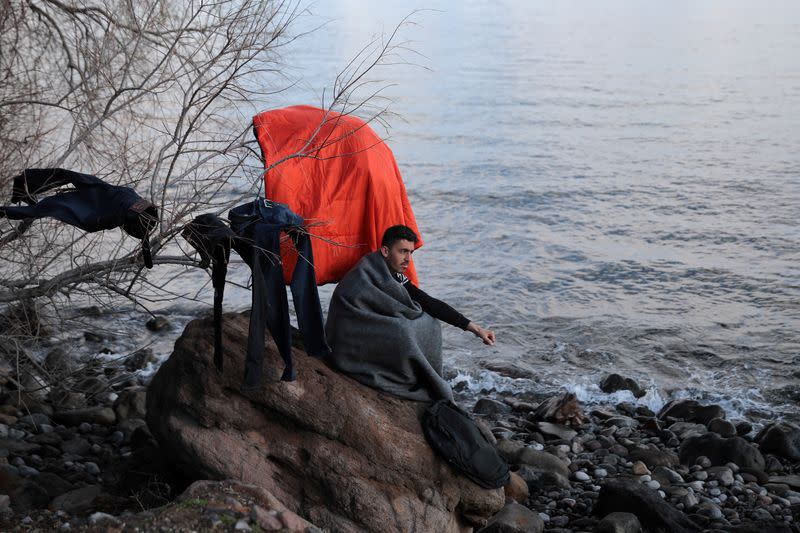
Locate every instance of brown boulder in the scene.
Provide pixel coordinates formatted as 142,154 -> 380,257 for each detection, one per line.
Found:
147,313 -> 504,532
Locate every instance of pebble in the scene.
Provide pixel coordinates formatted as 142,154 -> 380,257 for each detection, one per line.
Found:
645,480 -> 660,490
631,461 -> 649,475
638,475 -> 652,483
18,465 -> 39,477
573,471 -> 590,482
538,512 -> 550,522
593,468 -> 608,478
79,422 -> 92,433
234,520 -> 252,531
693,471 -> 708,481
85,462 -> 101,476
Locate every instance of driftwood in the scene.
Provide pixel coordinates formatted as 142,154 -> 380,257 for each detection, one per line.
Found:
530,392 -> 587,427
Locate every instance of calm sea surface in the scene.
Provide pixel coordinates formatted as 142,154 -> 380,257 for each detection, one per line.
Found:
149,1 -> 800,422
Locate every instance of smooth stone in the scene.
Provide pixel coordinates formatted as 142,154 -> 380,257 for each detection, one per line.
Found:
50,485 -> 103,514
707,418 -> 736,438
480,502 -> 544,533
652,466 -> 683,485
54,407 -> 116,426
631,461 -> 650,476
503,472 -> 529,504
573,471 -> 590,482
530,421 -> 577,441
595,478 -> 701,533
600,374 -> 646,398
679,434 -> 765,471
627,447 -> 679,469
145,316 -> 173,332
697,502 -> 723,520
756,422 -> 800,462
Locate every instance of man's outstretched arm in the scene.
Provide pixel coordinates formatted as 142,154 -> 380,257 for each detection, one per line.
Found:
403,281 -> 496,345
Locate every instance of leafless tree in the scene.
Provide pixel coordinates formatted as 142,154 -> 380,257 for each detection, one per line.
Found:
0,0 -> 420,397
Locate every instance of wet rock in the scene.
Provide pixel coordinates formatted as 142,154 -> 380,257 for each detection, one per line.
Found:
595,478 -> 701,533
597,512 -> 642,533
529,421 -> 577,441
145,315 -> 172,332
707,418 -> 736,438
0,494 -> 9,512
755,422 -> 800,461
734,421 -> 753,437
88,512 -> 120,526
0,438 -> 40,455
481,361 -> 537,380
124,348 -> 158,372
599,374 -> 646,398
503,472 -> 529,504
516,464 -> 570,490
679,433 -> 765,471
83,331 -> 104,343
50,485 -> 103,514
658,399 -> 726,425
474,398 -> 510,417
479,502 -> 544,533
54,406 -> 116,426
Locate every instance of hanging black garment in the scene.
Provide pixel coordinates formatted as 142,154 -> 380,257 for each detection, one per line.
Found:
182,214 -> 237,371
229,199 -> 330,388
1,168 -> 158,268
422,400 -> 511,489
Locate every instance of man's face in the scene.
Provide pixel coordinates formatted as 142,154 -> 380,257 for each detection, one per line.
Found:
381,239 -> 415,274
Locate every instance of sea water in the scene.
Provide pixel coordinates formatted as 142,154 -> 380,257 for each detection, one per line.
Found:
88,1 -> 800,424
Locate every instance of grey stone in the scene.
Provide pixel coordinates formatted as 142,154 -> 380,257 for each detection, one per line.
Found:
473,398 -> 510,416
54,407 -> 116,426
595,478 -> 700,533
50,485 -> 103,514
597,512 -> 642,533
707,417 -> 736,438
529,421 -> 577,441
145,315 -> 172,332
479,502 -> 544,533
18,413 -> 51,428
756,422 -> 800,462
61,437 -> 91,456
679,433 -> 765,471
599,374 -> 646,398
658,399 -> 725,425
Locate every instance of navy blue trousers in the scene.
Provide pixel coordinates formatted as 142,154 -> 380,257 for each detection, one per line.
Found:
229,199 -> 329,388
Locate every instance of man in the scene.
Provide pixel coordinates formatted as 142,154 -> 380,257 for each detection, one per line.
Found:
325,224 -> 494,401
379,225 -> 496,346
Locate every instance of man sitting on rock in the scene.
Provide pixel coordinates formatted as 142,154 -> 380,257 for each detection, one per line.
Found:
325,225 -> 496,402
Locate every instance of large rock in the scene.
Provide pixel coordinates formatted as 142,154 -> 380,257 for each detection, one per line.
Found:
600,374 -> 645,398
147,313 -> 504,533
478,502 -> 544,533
594,478 -> 701,533
597,512 -> 642,533
678,433 -> 765,471
755,422 -> 800,461
658,399 -> 725,425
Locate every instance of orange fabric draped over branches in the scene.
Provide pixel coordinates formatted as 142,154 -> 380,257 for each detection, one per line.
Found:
252,105 -> 423,286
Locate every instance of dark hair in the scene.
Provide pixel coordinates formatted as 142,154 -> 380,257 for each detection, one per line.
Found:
381,225 -> 418,248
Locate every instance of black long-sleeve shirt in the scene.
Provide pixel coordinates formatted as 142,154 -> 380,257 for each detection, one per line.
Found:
394,272 -> 471,330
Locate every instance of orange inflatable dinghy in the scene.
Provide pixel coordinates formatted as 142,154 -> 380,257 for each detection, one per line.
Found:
252,105 -> 422,285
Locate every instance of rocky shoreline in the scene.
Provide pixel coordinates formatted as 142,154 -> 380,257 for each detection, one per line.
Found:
1,313 -> 799,532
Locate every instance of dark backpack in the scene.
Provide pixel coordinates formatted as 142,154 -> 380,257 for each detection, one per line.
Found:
422,400 -> 510,489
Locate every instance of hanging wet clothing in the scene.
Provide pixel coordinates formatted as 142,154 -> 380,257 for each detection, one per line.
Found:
229,199 -> 329,388
181,214 -> 237,371
1,168 -> 158,268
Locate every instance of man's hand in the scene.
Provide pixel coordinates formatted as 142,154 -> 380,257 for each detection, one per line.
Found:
467,322 -> 496,346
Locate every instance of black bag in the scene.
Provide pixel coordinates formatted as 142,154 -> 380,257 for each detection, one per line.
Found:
421,400 -> 510,489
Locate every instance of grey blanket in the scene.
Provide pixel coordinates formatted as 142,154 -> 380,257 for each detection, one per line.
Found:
325,251 -> 453,402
